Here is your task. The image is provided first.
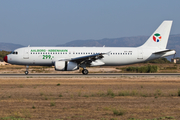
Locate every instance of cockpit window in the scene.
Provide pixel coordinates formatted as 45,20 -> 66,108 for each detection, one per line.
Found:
11,51 -> 18,54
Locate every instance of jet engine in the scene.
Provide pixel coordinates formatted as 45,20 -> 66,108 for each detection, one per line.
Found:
55,61 -> 79,71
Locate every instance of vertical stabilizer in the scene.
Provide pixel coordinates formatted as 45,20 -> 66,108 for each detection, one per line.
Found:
140,21 -> 172,49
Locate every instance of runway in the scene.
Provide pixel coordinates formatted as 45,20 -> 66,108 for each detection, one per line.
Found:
0,73 -> 180,78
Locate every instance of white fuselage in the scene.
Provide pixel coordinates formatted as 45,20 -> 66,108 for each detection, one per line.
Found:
7,46 -> 175,66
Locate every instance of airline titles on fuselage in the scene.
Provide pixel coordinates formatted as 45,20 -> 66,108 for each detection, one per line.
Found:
31,49 -> 68,53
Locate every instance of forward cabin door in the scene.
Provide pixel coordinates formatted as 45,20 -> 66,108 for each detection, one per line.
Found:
23,48 -> 29,59
137,49 -> 143,59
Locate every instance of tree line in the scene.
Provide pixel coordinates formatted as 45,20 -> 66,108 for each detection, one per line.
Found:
0,51 -> 11,61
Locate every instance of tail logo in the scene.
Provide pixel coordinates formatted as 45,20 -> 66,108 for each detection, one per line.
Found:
153,33 -> 161,42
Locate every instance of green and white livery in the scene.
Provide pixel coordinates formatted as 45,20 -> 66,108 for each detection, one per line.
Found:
4,21 -> 176,75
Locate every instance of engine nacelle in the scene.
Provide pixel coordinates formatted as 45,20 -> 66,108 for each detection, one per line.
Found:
55,61 -> 79,71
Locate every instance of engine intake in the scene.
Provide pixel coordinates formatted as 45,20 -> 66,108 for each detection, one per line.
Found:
55,61 -> 79,71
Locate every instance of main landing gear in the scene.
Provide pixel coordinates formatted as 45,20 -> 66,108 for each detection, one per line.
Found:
82,69 -> 88,75
25,65 -> 29,75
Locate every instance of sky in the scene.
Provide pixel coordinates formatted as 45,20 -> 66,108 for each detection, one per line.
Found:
0,0 -> 180,46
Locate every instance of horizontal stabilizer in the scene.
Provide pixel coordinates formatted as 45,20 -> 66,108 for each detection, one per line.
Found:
153,49 -> 176,54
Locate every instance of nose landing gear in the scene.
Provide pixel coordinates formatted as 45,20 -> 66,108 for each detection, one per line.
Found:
25,65 -> 29,75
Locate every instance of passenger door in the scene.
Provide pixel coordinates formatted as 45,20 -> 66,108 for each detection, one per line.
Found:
23,48 -> 29,59
137,49 -> 143,59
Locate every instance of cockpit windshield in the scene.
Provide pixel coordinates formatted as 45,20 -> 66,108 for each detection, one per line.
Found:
10,51 -> 18,54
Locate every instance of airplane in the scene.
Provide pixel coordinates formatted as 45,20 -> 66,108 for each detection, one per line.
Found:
3,20 -> 176,75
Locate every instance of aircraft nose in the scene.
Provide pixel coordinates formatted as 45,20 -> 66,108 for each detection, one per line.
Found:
3,56 -> 8,62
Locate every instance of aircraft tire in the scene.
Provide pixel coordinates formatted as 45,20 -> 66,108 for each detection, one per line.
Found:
82,69 -> 88,75
25,71 -> 29,75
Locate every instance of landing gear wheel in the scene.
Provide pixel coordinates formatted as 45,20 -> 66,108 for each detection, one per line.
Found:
25,71 -> 28,75
82,69 -> 88,75
25,65 -> 29,75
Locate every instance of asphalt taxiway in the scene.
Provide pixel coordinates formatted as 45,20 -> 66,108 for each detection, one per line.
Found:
0,73 -> 180,78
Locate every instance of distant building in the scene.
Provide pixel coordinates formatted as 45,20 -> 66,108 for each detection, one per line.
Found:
171,58 -> 179,63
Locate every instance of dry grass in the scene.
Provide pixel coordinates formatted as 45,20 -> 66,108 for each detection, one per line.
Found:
0,77 -> 180,119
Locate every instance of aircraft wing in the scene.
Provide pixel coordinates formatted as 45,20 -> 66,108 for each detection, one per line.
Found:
57,52 -> 109,66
